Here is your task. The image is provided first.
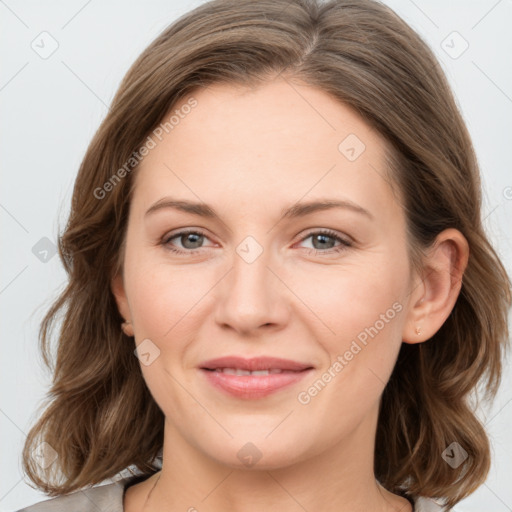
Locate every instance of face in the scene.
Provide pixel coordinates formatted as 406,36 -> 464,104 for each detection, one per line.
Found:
112,78 -> 418,470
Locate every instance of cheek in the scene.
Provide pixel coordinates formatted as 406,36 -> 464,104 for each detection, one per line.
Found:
125,250 -> 208,338
290,254 -> 409,412
124,261 -> 201,410
292,262 -> 407,429
287,255 -> 407,345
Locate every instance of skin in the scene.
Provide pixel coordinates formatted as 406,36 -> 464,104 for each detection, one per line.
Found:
112,77 -> 469,512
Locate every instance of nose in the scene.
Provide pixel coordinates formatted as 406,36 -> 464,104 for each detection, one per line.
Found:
214,240 -> 290,336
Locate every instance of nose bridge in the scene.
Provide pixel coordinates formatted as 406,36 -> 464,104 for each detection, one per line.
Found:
214,233 -> 287,332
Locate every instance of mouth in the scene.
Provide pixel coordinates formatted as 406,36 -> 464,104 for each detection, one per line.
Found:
203,368 -> 300,375
199,355 -> 313,372
198,356 -> 314,399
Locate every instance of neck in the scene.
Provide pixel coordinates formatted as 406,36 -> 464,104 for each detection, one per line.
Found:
133,410 -> 412,512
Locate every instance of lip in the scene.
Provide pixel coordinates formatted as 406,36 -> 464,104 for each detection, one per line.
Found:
199,356 -> 314,399
199,356 -> 313,372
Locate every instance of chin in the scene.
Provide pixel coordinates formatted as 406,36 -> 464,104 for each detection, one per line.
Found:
201,436 -> 312,471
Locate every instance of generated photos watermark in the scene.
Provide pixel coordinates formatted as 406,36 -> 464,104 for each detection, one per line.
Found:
297,301 -> 403,405
93,97 -> 198,200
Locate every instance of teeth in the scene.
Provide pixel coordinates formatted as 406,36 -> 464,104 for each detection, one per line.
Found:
213,368 -> 284,375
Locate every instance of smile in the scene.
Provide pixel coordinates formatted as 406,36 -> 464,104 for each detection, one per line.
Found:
207,368 -> 293,375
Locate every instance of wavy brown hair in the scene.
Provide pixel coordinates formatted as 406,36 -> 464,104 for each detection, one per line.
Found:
21,0 -> 511,509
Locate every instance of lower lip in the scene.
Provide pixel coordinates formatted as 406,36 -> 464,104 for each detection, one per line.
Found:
200,369 -> 312,399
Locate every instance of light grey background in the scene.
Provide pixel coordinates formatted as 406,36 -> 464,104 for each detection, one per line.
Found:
1,1 -> 511,511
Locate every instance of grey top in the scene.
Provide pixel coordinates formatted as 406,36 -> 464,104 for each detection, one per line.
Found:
16,475 -> 446,512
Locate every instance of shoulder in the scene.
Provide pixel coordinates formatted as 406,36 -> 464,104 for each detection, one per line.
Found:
16,480 -> 449,512
15,476 -> 141,512
414,495 -> 448,512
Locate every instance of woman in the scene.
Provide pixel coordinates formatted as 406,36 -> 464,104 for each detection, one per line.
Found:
17,0 -> 511,511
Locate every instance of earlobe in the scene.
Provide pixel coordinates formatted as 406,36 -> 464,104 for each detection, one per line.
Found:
121,321 -> 134,337
111,273 -> 133,335
402,228 -> 469,344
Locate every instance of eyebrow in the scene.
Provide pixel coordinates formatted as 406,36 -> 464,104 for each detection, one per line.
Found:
145,197 -> 374,222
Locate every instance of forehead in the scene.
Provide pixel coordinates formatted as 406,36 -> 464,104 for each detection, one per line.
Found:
132,79 -> 401,225
161,79 -> 380,164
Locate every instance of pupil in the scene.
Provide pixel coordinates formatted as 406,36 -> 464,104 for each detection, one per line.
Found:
183,233 -> 202,249
314,234 -> 333,249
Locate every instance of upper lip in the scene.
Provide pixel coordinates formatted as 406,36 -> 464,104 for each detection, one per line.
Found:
199,356 -> 313,372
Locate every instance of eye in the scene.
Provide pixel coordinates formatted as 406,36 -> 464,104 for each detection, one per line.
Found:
161,228 -> 352,256
162,229 -> 214,254
296,229 -> 352,255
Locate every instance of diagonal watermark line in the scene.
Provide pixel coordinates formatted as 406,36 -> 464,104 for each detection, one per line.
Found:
75,489 -> 104,512
367,366 -> 386,385
163,267 -> 233,338
264,265 -> 336,335
0,0 -> 29,28
61,60 -> 110,109
483,204 -> 500,222
377,482 -> 414,512
484,395 -> 512,426
282,76 -> 336,130
265,472 -> 310,512
266,163 -> 337,235
0,407 -> 27,438
275,0 -> 295,18
0,476 -> 24,503
471,0 -> 503,30
472,61 -> 512,105
0,61 -> 29,92
367,162 -> 405,212
162,367 -> 233,438
201,470 -> 234,502
0,203 -> 29,233
0,265 -> 28,296
265,410 -> 294,438
162,160 -> 338,340
62,0 -> 93,29
482,482 -> 512,511
407,267 -> 436,301
163,162 -> 233,235
407,0 -> 439,29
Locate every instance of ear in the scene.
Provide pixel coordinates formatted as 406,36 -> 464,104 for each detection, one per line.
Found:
402,228 -> 469,344
111,272 -> 133,332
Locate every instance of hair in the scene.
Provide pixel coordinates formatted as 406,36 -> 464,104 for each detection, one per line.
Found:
21,0 -> 511,509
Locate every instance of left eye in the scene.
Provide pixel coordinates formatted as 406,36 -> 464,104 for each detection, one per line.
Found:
297,230 -> 351,253
161,229 -> 351,255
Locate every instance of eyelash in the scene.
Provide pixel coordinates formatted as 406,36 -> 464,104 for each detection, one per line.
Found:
161,228 -> 352,256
